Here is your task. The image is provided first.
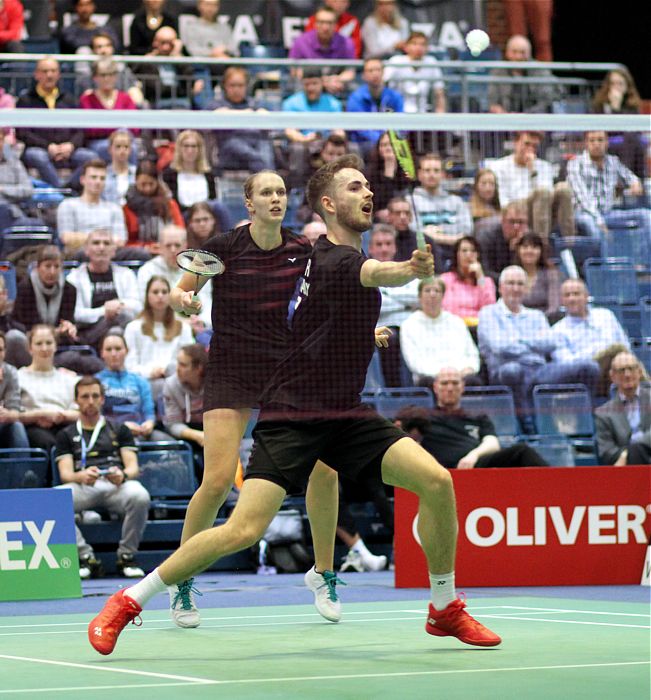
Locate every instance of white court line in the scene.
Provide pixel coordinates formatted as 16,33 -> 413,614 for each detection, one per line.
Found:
479,615 -> 649,629
0,654 -> 217,685
498,605 -> 650,618
0,682 -> 205,695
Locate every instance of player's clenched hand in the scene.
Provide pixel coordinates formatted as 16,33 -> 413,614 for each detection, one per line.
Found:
179,290 -> 202,315
408,245 -> 435,278
374,326 -> 393,348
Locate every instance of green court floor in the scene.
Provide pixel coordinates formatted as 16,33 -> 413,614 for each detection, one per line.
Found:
0,597 -> 649,699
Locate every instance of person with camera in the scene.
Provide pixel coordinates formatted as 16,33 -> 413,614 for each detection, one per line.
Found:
54,376 -> 151,579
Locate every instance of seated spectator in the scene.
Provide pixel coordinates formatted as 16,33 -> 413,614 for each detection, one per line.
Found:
401,277 -> 482,386
412,153 -> 472,270
551,278 -> 629,394
368,223 -> 419,386
396,367 -> 548,469
366,134 -> 410,216
16,58 -> 96,188
475,201 -> 528,281
54,375 -> 151,578
289,5 -> 356,94
129,0 -> 178,55
0,0 -> 24,53
302,219 -> 327,246
67,229 -> 142,347
478,266 -> 600,431
124,276 -> 193,398
209,67 -> 275,172
595,351 -> 650,465
346,60 -> 404,150
469,168 -> 501,226
18,324 -> 79,453
593,68 -> 641,116
124,159 -> 184,250
306,133 -> 350,181
162,343 -> 206,460
79,59 -> 139,163
76,32 -> 144,106
490,130 -> 575,240
56,158 -> 128,254
361,0 -> 409,60
136,224 -> 211,331
513,232 -> 562,319
0,127 -> 34,230
185,201 -> 223,249
180,0 -> 238,60
304,0 -> 361,58
386,196 -> 434,261
97,332 -> 171,441
0,330 -> 30,449
0,274 -> 25,367
567,130 -> 648,240
440,236 -> 496,325
102,130 -> 137,206
0,86 -> 16,146
134,27 -> 203,109
161,130 -> 216,214
385,31 -> 446,114
59,0 -> 120,54
488,34 -> 560,114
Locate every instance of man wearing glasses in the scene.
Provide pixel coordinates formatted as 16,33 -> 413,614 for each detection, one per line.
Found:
476,201 -> 529,282
595,352 -> 651,465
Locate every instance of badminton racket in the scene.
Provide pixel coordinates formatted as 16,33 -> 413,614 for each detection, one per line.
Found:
176,248 -> 225,304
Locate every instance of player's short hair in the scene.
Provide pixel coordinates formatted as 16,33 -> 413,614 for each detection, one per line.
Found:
75,375 -> 105,399
307,153 -> 365,219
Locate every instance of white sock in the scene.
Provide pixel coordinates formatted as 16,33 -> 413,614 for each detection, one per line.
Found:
351,537 -> 373,559
124,568 -> 167,607
429,571 -> 456,610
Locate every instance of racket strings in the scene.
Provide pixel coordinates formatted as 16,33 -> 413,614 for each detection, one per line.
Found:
177,249 -> 225,277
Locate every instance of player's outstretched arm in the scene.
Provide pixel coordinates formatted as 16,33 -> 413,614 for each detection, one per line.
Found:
170,272 -> 207,315
360,247 -> 434,288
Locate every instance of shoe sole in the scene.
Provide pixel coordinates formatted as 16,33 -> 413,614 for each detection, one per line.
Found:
304,571 -> 341,623
171,615 -> 201,629
426,624 -> 502,647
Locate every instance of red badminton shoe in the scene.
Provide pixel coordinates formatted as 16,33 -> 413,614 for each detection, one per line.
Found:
425,598 -> 501,647
88,590 -> 142,655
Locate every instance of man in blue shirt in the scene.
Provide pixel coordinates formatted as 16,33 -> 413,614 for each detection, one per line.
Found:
346,58 -> 404,148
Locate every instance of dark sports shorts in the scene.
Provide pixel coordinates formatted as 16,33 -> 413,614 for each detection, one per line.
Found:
203,356 -> 279,411
244,404 -> 408,493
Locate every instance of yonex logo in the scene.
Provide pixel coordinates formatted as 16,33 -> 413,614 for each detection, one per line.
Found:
288,257 -> 297,263
94,627 -> 102,637
427,617 -> 436,625
0,520 -> 59,571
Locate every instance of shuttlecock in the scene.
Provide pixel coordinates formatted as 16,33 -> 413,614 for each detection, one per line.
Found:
465,29 -> 490,56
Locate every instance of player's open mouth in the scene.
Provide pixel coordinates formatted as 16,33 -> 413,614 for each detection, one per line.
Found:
270,207 -> 283,214
362,203 -> 373,214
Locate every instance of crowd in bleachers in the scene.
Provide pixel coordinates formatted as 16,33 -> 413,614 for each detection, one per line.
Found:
0,0 -> 650,576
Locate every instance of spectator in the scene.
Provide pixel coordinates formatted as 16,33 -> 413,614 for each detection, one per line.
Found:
136,224 -> 212,331
567,130 -> 647,240
0,127 -> 33,229
304,0 -> 361,58
289,5 -> 356,95
185,201 -> 222,249
76,32 -> 144,106
366,136 -> 411,216
67,229 -> 142,347
595,351 -> 650,465
592,68 -> 641,115
490,130 -> 574,240
135,27 -> 203,109
302,219 -> 327,246
18,324 -> 79,453
0,274 -> 25,367
503,1 -> 553,61
79,59 -> 139,163
396,367 -> 548,469
385,31 -> 446,114
180,0 -> 238,60
16,58 -> 96,188
161,130 -> 216,213
346,59 -> 404,149
478,266 -> 599,431
469,168 -> 501,225
304,133 -> 350,187
488,34 -> 560,114
56,159 -> 128,254
162,343 -> 206,456
0,86 -> 16,145
386,196 -> 434,261
209,67 -> 275,172
551,278 -> 629,384
124,159 -> 184,250
513,232 -> 562,319
0,0 -> 24,53
59,0 -> 119,54
129,0 -> 178,55
97,332 -> 171,441
412,153 -> 472,269
475,201 -> 528,281
55,375 -> 151,578
440,236 -> 496,325
401,277 -> 481,386
0,330 -> 30,449
123,276 -> 193,397
102,130 -> 137,206
361,0 -> 409,60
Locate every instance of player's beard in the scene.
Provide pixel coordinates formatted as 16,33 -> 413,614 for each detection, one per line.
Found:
338,201 -> 372,233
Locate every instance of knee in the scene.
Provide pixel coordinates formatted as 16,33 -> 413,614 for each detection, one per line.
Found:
497,362 -> 524,385
531,188 -> 552,204
224,518 -> 266,550
415,461 -> 454,499
196,469 -> 235,502
554,182 -> 572,202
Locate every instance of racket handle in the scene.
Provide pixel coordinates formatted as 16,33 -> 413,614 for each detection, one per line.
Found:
416,229 -> 427,252
191,294 -> 200,303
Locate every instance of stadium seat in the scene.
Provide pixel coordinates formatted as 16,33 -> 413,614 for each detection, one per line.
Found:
136,441 -> 197,512
631,338 -> 651,374
0,261 -> 17,301
55,344 -> 98,358
0,448 -> 50,489
641,298 -> 651,338
460,385 -> 519,438
364,350 -> 386,391
550,234 -> 601,273
602,223 -> 651,269
522,435 -> 575,467
604,302 -> 643,338
583,257 -> 639,305
371,387 -> 434,420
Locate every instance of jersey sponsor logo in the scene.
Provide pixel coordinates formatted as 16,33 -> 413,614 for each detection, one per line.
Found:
288,257 -> 297,263
0,520 -> 59,570
286,259 -> 311,328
